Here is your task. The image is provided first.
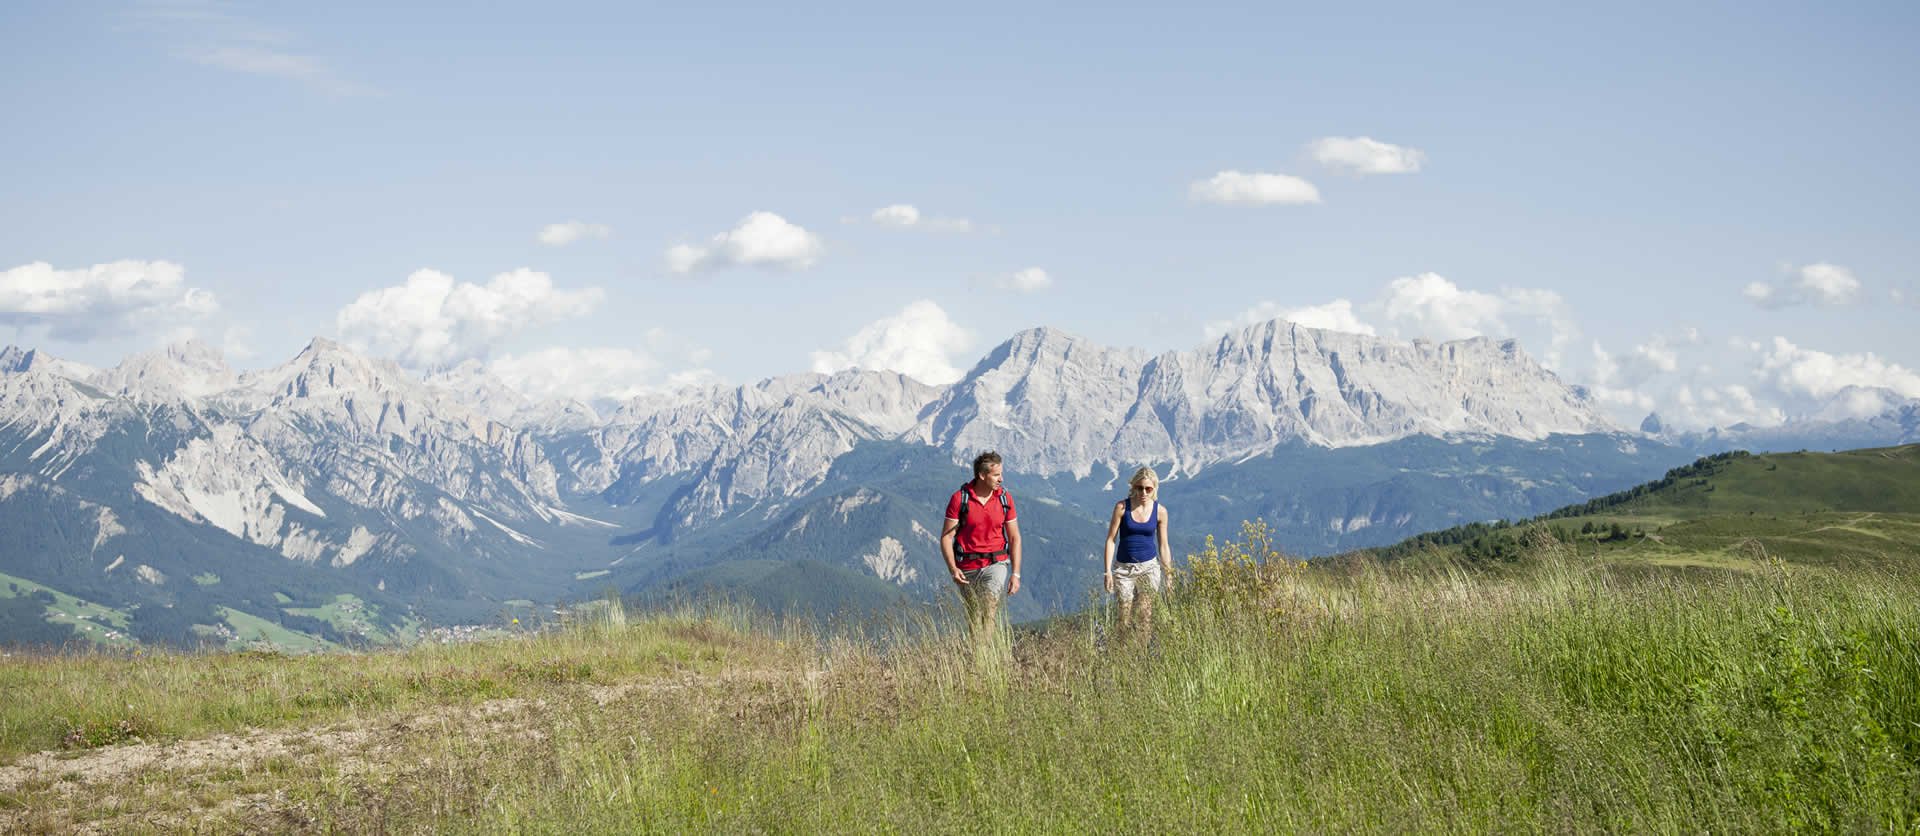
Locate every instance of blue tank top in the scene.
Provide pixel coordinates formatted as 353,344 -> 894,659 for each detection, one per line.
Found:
1117,498 -> 1159,563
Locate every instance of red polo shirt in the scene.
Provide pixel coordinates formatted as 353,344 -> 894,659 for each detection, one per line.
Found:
945,484 -> 1017,569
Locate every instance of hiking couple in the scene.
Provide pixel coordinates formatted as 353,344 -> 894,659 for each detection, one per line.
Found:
938,452 -> 1173,642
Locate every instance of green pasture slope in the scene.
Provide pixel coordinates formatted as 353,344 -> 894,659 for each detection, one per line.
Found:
1373,443 -> 1920,571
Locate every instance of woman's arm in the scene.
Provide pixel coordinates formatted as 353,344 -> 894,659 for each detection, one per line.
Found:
1102,502 -> 1124,593
1157,505 -> 1173,591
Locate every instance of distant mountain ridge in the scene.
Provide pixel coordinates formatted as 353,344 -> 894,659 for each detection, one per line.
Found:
921,322 -> 1614,478
2,317 -> 1900,649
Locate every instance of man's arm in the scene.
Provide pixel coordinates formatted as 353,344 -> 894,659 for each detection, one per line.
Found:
940,517 -> 966,585
1005,519 -> 1022,596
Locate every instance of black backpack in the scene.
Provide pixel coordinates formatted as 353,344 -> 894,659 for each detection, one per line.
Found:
955,482 -> 1012,555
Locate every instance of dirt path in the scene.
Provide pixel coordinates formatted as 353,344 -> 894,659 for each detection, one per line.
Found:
0,666 -> 820,833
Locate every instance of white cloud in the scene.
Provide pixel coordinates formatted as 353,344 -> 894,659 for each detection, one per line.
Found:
867,204 -> 975,232
537,221 -> 611,246
1796,263 -> 1861,304
988,268 -> 1052,294
1378,273 -> 1513,341
810,300 -> 973,385
222,326 -> 256,362
335,268 -> 604,368
487,348 -> 659,402
0,260 -> 219,340
1189,171 -> 1321,206
138,4 -> 372,97
1744,262 -> 1863,308
871,205 -> 921,227
1308,136 -> 1426,175
1588,384 -> 1656,416
666,212 -> 824,273
1633,338 -> 1680,374
1671,383 -> 1785,428
1757,337 -> 1920,402
1377,273 -> 1576,368
1206,299 -> 1376,339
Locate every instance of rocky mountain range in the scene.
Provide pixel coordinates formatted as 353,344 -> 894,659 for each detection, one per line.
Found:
3,320 -> 1914,649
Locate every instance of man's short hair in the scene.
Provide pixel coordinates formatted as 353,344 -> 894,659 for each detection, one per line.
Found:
972,451 -> 1002,477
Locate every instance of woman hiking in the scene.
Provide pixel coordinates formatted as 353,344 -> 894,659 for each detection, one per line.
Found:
1103,466 -> 1172,641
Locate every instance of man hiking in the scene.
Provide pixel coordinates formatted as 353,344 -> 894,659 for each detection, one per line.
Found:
940,451 -> 1022,642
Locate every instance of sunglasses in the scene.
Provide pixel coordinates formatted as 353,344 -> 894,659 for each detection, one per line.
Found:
1132,485 -> 1155,493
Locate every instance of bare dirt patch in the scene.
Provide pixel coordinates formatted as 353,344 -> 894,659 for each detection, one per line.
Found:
0,666 -> 819,833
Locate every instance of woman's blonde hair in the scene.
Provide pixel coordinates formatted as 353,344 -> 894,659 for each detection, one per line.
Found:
1128,466 -> 1158,489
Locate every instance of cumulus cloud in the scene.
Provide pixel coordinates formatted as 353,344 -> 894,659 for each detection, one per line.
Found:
1671,383 -> 1785,428
666,212 -> 824,273
1308,136 -> 1426,175
1205,299 -> 1376,339
0,260 -> 219,340
1757,337 -> 1920,402
865,204 -> 975,232
1743,262 -> 1863,308
987,268 -> 1052,294
335,268 -> 604,368
872,204 -> 920,226
810,300 -> 973,385
1380,273 -> 1519,340
1189,171 -> 1321,206
537,221 -> 611,246
487,348 -> 659,402
1376,273 -> 1578,368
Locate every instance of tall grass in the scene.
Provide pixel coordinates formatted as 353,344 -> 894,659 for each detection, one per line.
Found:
7,524 -> 1917,832
302,523 -> 1920,832
0,601 -> 793,761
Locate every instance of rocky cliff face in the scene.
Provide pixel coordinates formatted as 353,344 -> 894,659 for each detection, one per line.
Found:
2,339 -> 569,572
920,321 -> 1614,479
572,369 -> 942,519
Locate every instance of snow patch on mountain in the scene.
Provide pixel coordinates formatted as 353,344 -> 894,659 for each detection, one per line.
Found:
471,507 -> 542,548
909,519 -> 938,546
334,526 -> 379,567
834,489 -> 883,520
861,536 -> 918,585
92,506 -> 124,552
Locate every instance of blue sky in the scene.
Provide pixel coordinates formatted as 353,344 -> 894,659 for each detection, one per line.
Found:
3,1 -> 1917,428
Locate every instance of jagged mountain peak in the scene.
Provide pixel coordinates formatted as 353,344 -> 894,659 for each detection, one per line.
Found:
0,345 -> 30,373
158,338 -> 229,370
982,325 -> 1138,369
0,345 -> 98,381
240,337 -> 417,403
92,339 -> 237,402
421,359 -> 531,422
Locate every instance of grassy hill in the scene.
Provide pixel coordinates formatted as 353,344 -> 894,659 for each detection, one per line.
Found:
4,529 -> 1916,831
1371,443 -> 1920,571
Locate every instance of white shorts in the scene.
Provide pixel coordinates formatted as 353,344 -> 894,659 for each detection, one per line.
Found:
1112,560 -> 1163,604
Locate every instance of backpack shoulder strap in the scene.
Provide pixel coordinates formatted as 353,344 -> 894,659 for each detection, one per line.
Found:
998,488 -> 1012,547
954,484 -> 971,536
